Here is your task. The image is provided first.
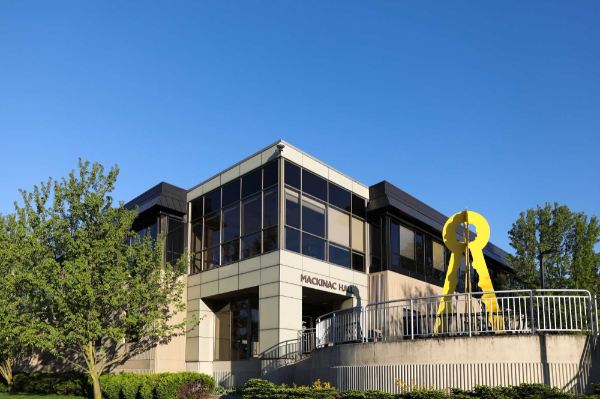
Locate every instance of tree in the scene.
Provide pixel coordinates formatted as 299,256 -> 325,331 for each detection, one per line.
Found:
508,202 -> 600,292
0,211 -> 52,387
16,160 -> 187,399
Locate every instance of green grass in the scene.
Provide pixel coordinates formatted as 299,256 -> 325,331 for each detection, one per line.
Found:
0,394 -> 84,399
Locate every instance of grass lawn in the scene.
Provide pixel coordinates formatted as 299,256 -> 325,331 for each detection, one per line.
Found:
0,394 -> 84,399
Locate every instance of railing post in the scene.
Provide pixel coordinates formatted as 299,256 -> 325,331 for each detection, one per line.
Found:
410,298 -> 414,340
529,290 -> 535,335
468,292 -> 472,337
332,312 -> 336,345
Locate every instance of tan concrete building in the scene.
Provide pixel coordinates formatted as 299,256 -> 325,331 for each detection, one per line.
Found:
119,140 -> 513,385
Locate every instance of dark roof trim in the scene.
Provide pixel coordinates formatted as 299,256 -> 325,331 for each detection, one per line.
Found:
368,181 -> 511,268
125,182 -> 187,215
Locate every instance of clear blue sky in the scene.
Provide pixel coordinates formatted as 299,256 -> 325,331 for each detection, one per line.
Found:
1,1 -> 599,252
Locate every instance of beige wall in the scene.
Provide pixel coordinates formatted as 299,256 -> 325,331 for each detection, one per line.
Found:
370,271 -> 443,304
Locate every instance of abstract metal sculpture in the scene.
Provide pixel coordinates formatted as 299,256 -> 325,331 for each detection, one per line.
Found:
433,210 -> 503,334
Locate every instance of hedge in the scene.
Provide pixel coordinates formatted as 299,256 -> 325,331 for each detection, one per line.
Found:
10,372 -> 89,396
242,379 -> 599,399
100,372 -> 215,399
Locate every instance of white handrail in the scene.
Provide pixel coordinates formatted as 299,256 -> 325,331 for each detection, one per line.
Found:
313,289 -> 596,348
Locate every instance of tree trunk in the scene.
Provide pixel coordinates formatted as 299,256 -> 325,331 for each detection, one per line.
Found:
90,371 -> 102,399
0,358 -> 13,387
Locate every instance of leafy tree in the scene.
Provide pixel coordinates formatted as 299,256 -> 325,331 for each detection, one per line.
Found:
508,202 -> 600,292
0,211 -> 53,387
16,160 -> 187,399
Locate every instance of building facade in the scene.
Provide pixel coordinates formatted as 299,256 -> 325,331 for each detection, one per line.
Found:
119,140 -> 513,383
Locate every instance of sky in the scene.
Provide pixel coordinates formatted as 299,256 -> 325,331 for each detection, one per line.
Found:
1,1 -> 599,252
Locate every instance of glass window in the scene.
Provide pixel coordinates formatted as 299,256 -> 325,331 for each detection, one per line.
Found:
328,207 -> 350,247
205,189 -> 221,215
329,183 -> 351,212
191,197 -> 202,221
302,233 -> 325,260
329,244 -> 350,268
285,189 -> 300,228
351,217 -> 364,252
352,194 -> 366,218
390,221 -> 400,270
204,213 -> 221,249
400,225 -> 415,260
204,245 -> 219,269
263,188 -> 278,228
222,203 -> 240,242
222,240 -> 239,264
241,231 -> 261,259
242,194 -> 261,235
302,170 -> 327,201
263,226 -> 278,253
433,241 -> 445,271
285,227 -> 300,253
166,217 -> 184,264
192,252 -> 202,274
352,252 -> 365,272
222,179 -> 240,206
192,221 -> 203,254
415,232 -> 424,276
242,169 -> 261,198
284,161 -> 301,189
263,161 -> 278,188
302,197 -> 325,237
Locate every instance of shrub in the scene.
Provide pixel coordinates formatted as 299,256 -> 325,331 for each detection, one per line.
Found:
154,372 -> 215,399
10,372 -> 88,396
510,383 -> 575,399
176,380 -> 212,399
99,372 -> 214,399
242,378 -> 279,399
340,390 -> 394,399
397,389 -> 448,399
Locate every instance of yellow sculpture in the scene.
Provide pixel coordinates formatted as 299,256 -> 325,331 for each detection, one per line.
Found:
433,210 -> 503,334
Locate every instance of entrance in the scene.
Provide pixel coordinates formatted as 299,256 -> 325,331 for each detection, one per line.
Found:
301,286 -> 348,330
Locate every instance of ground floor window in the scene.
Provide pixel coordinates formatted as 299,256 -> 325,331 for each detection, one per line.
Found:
214,296 -> 259,361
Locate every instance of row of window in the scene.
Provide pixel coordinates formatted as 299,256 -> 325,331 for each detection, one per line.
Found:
283,161 -> 367,272
190,162 -> 280,273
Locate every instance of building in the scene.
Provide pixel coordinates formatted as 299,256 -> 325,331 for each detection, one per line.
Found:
119,140 -> 518,382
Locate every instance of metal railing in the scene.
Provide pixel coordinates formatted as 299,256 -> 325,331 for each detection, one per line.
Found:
316,289 -> 595,348
260,328 -> 317,360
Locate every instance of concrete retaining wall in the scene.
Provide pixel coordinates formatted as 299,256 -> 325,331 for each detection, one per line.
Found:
261,334 -> 600,393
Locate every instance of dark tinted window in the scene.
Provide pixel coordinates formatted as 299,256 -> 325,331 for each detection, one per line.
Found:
242,169 -> 261,198
329,244 -> 350,268
222,240 -> 239,264
242,194 -> 261,235
302,233 -> 325,260
263,188 -> 278,228
222,179 -> 240,206
204,213 -> 221,248
191,197 -> 203,221
390,221 -> 400,271
205,189 -> 221,215
284,161 -> 301,189
352,252 -> 365,272
263,227 -> 278,253
222,204 -> 240,242
329,183 -> 351,212
302,170 -> 327,201
302,199 -> 325,237
285,227 -> 300,253
241,232 -> 261,259
263,161 -> 278,188
285,190 -> 300,228
352,194 -> 366,218
415,232 -> 424,276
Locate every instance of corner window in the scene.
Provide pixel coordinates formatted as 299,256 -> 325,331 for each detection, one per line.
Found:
302,197 -> 325,238
302,170 -> 327,201
284,161 -> 301,189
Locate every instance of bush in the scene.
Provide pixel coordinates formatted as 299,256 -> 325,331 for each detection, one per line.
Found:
176,380 -> 212,399
10,372 -> 88,396
340,390 -> 395,399
397,389 -> 448,399
510,383 -> 575,399
100,372 -> 214,399
242,378 -> 279,399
